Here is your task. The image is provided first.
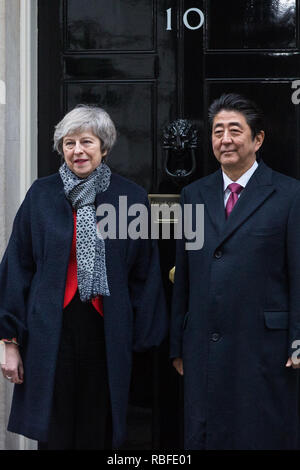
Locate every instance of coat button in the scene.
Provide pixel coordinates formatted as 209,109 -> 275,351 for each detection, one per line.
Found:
211,333 -> 220,342
214,250 -> 222,259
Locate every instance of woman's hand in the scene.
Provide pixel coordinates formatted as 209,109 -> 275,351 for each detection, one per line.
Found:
173,357 -> 184,376
286,357 -> 300,369
1,343 -> 24,384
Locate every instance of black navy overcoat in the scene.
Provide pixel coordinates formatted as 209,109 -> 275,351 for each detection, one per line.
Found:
0,172 -> 168,448
170,161 -> 300,449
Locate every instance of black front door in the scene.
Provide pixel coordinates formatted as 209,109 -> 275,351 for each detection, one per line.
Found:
38,0 -> 300,449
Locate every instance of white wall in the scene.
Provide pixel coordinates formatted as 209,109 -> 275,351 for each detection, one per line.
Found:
0,0 -> 37,450
0,0 -> 8,449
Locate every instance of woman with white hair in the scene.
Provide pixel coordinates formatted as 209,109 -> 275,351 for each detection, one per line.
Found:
0,105 -> 167,449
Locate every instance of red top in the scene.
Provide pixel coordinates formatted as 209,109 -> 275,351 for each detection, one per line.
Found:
63,210 -> 103,316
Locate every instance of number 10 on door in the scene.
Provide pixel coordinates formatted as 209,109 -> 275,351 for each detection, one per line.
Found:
166,8 -> 205,31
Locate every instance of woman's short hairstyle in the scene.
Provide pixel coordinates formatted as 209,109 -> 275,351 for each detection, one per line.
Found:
53,104 -> 117,156
208,93 -> 265,140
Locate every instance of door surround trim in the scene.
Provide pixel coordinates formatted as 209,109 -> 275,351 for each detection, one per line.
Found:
20,0 -> 38,201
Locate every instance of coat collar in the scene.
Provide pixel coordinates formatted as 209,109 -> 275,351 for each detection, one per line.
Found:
53,173 -> 73,216
199,161 -> 275,244
52,171 -> 115,208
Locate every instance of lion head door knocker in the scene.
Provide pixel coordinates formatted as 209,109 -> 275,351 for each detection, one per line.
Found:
162,119 -> 198,187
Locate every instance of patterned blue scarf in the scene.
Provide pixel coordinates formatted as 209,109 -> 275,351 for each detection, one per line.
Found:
59,162 -> 111,301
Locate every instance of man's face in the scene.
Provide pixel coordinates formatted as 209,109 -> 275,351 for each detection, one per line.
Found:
212,110 -> 264,174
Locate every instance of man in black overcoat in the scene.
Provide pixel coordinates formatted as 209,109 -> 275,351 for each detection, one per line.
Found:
170,93 -> 300,450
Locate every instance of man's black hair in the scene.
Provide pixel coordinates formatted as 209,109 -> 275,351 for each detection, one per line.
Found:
208,93 -> 264,139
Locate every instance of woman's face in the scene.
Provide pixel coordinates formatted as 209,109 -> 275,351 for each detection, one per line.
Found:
62,130 -> 107,178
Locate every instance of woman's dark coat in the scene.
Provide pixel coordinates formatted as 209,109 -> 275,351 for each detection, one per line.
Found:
170,161 -> 300,450
0,172 -> 168,448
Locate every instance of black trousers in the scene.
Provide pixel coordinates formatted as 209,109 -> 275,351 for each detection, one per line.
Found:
38,291 -> 112,450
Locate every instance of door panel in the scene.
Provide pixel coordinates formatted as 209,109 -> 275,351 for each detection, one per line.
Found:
66,82 -> 155,190
207,0 -> 297,50
65,56 -> 157,80
65,0 -> 155,51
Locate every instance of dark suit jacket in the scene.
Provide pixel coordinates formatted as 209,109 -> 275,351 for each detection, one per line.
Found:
0,172 -> 168,448
170,161 -> 300,449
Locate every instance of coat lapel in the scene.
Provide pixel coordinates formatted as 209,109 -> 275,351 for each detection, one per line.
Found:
218,161 -> 275,246
53,178 -> 74,238
49,176 -> 74,308
200,169 -> 226,235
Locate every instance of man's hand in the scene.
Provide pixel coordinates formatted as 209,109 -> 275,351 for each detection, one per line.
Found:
173,357 -> 184,376
286,357 -> 300,369
1,343 -> 24,384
